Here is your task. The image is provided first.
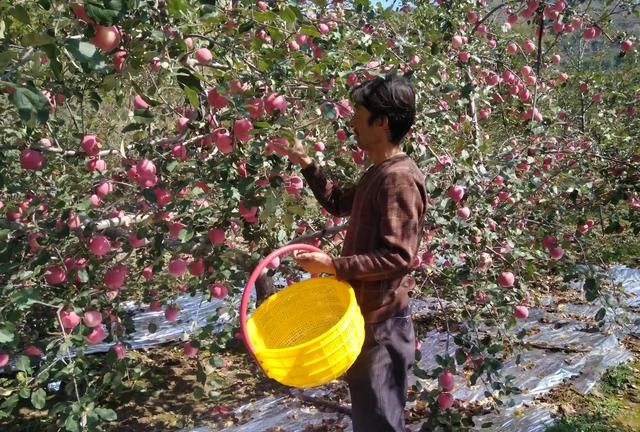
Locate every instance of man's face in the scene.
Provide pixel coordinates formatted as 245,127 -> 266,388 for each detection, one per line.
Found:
349,103 -> 386,150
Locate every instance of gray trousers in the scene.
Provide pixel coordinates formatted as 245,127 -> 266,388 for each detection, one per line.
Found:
345,307 -> 415,432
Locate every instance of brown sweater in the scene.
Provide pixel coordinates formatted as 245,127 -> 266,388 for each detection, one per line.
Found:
301,154 -> 427,323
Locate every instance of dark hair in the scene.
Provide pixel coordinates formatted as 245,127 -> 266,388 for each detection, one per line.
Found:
349,72 -> 416,145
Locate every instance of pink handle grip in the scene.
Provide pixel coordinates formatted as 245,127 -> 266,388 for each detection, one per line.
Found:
240,243 -> 322,355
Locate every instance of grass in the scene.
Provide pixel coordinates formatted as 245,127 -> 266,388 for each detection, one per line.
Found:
544,362 -> 640,432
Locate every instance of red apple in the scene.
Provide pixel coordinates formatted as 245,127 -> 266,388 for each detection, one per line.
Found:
91,25 -> 121,52
0,352 -> 9,368
448,185 -> 465,203
439,371 -> 455,391
153,187 -> 172,206
451,35 -> 464,49
45,265 -> 67,285
233,118 -> 253,142
438,392 -> 454,410
104,264 -> 128,289
142,266 -> 154,280
266,256 -> 280,270
83,310 -> 102,328
210,283 -> 228,299
498,271 -> 515,288
113,50 -> 127,72
112,342 -> 126,359
190,259 -> 205,276
89,235 -> 111,257
133,95 -> 149,110
165,305 -> 179,322
207,88 -> 229,110
194,47 -> 212,64
24,345 -> 43,357
87,326 -> 107,344
20,149 -> 44,171
168,258 -> 188,277
549,246 -> 564,260
514,305 -> 529,319
184,341 -> 199,358
59,310 -> 81,330
522,39 -> 536,53
456,207 -> 471,219
208,228 -> 226,245
81,135 -> 100,155
95,181 -> 113,198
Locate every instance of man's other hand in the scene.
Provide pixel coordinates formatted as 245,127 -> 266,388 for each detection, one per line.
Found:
271,136 -> 313,168
293,251 -> 337,275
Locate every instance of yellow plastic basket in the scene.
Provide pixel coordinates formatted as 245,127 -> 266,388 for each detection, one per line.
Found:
240,244 -> 365,388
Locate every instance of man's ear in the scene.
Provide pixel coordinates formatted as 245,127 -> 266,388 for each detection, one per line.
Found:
379,114 -> 390,131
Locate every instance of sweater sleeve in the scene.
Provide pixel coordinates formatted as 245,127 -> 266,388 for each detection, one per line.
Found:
300,161 -> 356,217
332,171 -> 425,281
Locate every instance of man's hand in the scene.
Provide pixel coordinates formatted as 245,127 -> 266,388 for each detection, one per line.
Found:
293,251 -> 337,275
271,135 -> 313,168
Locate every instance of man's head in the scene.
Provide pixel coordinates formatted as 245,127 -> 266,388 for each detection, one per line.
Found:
349,72 -> 416,150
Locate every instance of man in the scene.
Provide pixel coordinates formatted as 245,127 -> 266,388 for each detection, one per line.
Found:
275,72 -> 426,432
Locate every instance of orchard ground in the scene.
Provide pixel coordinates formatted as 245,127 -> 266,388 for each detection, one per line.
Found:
3,263 -> 640,432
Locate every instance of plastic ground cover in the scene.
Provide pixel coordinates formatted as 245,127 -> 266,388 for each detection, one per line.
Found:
206,266 -> 640,432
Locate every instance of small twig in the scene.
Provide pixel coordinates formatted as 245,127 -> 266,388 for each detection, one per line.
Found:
295,393 -> 352,416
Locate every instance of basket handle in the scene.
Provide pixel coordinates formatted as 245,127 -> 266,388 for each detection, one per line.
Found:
240,243 -> 323,356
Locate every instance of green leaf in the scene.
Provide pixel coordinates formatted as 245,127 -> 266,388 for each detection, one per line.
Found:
76,269 -> 89,283
22,32 -> 56,47
0,394 -> 19,419
0,324 -> 15,343
178,229 -> 194,242
584,277 -> 599,302
254,11 -> 278,23
10,287 -> 40,310
183,86 -> 200,109
95,407 -> 117,421
300,25 -> 322,38
238,20 -> 255,34
85,0 -> 127,25
176,68 -> 202,92
9,85 -> 50,125
412,365 -> 429,379
64,415 -> 80,432
30,388 -> 46,410
9,6 -> 31,25
42,44 -> 63,80
133,109 -> 154,124
210,355 -> 225,368
64,39 -> 108,71
279,6 -> 298,24
15,356 -> 32,373
166,160 -> 178,172
488,343 -> 503,354
142,188 -> 156,204
461,82 -> 474,98
193,386 -> 205,400
595,307 -> 606,321
122,123 -> 145,133
166,0 -> 188,18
